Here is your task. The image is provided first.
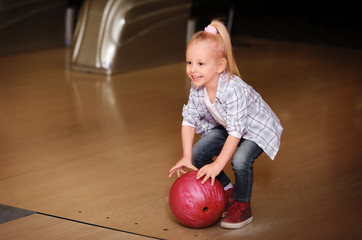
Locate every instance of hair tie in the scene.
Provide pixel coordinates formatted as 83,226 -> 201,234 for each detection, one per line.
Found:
204,25 -> 218,34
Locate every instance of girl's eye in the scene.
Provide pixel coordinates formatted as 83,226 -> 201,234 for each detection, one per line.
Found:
186,61 -> 191,65
198,62 -> 204,66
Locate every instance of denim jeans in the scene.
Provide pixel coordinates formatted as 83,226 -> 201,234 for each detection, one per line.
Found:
192,126 -> 263,203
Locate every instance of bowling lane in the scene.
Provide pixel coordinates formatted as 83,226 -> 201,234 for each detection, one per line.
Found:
0,37 -> 362,239
0,213 -> 158,239
0,48 -> 188,238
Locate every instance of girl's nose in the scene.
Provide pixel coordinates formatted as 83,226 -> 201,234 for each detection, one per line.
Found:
190,64 -> 196,72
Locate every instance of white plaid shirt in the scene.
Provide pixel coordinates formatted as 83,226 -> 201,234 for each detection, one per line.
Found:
182,74 -> 283,160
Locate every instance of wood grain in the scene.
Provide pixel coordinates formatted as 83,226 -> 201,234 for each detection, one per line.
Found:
0,38 -> 361,239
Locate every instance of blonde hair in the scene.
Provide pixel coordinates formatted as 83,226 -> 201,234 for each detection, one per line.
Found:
187,19 -> 240,78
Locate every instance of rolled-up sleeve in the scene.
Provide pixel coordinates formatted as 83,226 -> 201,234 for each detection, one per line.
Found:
182,105 -> 197,127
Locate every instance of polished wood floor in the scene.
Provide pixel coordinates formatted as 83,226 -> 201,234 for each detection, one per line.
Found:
0,38 -> 361,239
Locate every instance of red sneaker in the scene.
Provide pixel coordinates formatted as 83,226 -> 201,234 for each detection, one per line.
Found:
224,188 -> 234,210
221,200 -> 253,229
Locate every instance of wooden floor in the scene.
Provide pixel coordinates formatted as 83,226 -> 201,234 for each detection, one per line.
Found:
0,38 -> 361,239
0,214 -> 154,239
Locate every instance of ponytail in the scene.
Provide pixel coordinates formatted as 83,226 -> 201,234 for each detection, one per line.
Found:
209,20 -> 240,78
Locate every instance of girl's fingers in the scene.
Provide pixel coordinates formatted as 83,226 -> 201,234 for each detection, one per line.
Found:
169,164 -> 197,178
190,165 -> 198,171
197,170 -> 206,181
210,177 -> 215,186
169,166 -> 177,173
201,173 -> 210,184
168,167 -> 181,177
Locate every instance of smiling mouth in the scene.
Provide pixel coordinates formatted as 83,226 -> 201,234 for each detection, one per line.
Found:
192,75 -> 202,80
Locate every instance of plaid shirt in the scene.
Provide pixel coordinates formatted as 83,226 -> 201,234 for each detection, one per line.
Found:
182,74 -> 283,160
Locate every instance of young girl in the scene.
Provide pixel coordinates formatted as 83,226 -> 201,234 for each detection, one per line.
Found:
168,20 -> 283,229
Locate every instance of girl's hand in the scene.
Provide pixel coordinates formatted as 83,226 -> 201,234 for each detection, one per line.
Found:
168,157 -> 198,178
196,162 -> 223,186
197,135 -> 239,185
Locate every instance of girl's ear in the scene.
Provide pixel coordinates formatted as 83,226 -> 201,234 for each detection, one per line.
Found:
217,58 -> 227,74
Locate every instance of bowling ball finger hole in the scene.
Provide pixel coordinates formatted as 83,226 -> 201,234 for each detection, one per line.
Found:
203,207 -> 209,212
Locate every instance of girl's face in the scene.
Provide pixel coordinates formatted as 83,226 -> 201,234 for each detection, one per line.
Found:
186,40 -> 226,89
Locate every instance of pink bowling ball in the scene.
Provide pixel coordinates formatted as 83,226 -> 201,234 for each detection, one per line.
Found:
169,171 -> 226,228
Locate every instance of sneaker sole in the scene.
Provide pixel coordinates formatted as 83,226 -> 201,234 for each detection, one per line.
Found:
220,216 -> 253,229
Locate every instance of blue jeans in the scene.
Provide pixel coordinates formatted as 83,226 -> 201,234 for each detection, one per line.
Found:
192,126 -> 263,203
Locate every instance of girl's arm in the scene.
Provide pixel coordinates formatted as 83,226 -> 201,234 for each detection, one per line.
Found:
168,125 -> 198,177
181,125 -> 195,160
197,134 -> 240,185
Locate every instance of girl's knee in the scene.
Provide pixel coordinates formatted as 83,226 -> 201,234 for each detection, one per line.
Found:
232,140 -> 262,170
231,157 -> 251,171
231,150 -> 256,171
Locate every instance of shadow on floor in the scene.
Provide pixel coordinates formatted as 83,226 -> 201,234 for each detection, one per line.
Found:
0,204 -> 35,224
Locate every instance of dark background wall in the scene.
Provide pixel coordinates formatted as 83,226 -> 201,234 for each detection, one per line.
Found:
0,0 -> 68,56
0,0 -> 361,57
192,0 -> 362,48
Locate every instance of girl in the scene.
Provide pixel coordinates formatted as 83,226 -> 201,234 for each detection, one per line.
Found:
168,20 -> 283,229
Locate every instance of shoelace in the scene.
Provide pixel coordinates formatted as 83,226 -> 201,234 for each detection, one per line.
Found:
225,200 -> 244,217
